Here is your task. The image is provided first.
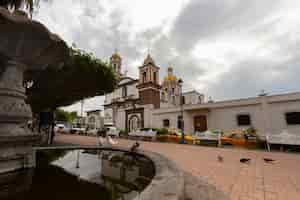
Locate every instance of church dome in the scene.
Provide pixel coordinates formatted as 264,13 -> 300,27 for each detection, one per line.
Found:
164,75 -> 177,82
163,66 -> 177,84
111,52 -> 121,60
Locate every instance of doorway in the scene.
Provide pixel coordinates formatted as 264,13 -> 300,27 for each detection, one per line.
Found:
194,115 -> 207,132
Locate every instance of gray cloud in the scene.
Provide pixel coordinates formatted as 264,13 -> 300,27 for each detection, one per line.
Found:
33,0 -> 300,112
206,33 -> 300,100
170,0 -> 282,52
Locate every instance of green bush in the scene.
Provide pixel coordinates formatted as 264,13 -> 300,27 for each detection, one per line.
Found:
140,128 -> 168,135
156,135 -> 168,142
119,129 -> 129,137
140,128 -> 151,131
156,128 -> 169,135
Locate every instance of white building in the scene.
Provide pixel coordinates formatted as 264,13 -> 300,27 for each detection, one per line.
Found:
86,109 -> 104,130
153,92 -> 300,137
104,52 -> 300,137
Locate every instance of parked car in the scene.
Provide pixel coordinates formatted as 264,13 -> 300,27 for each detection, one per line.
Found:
106,126 -> 120,138
54,124 -> 70,134
221,131 -> 257,146
157,130 -> 194,144
70,127 -> 86,135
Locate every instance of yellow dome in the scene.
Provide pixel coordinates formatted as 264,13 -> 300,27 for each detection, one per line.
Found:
163,75 -> 177,82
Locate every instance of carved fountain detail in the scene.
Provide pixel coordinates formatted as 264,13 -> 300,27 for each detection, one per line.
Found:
0,7 -> 69,173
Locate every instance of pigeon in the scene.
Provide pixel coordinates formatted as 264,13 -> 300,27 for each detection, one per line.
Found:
240,158 -> 251,164
263,158 -> 275,164
130,141 -> 140,152
217,155 -> 223,163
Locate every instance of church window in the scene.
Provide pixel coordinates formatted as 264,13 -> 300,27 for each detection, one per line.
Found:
122,86 -> 127,97
153,72 -> 157,83
181,96 -> 185,105
237,114 -> 251,126
163,119 -> 170,128
177,116 -> 183,129
172,96 -> 176,104
143,71 -> 147,83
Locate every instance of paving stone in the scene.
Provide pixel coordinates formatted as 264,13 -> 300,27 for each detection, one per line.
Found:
55,134 -> 300,200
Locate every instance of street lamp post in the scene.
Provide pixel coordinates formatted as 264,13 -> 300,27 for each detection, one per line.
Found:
178,78 -> 185,144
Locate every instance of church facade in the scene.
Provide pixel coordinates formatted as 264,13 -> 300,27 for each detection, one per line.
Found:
104,52 -> 300,137
103,52 -> 202,132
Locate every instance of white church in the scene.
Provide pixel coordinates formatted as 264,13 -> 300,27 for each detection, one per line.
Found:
104,51 -> 300,137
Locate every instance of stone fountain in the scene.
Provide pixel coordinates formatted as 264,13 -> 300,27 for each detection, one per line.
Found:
0,7 -> 69,174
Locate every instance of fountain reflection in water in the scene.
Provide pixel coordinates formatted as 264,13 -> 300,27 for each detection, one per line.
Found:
0,149 -> 155,200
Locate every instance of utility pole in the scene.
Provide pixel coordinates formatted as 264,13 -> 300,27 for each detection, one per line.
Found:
178,78 -> 185,144
80,100 -> 84,127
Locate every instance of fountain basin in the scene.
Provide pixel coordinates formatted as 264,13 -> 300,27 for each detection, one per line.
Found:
0,146 -> 229,200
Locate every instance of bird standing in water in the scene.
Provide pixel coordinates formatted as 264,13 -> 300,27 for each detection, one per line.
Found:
130,141 -> 140,152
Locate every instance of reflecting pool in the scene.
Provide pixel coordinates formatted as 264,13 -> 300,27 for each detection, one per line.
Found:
1,149 -> 155,200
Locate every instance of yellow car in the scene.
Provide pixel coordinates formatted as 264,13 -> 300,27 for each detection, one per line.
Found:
158,131 -> 194,144
221,132 -> 257,146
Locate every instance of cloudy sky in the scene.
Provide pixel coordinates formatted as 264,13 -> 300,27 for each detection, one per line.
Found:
34,0 -> 300,114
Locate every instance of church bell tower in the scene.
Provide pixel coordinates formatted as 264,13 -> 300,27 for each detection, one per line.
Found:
136,54 -> 161,108
110,50 -> 122,77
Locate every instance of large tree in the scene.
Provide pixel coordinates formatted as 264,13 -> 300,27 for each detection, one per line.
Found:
54,109 -> 77,122
25,48 -> 118,113
1,1 -> 118,112
0,0 -> 40,15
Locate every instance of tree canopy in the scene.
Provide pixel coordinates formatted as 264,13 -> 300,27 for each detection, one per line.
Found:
25,48 -> 118,113
0,0 -> 39,15
54,108 -> 77,123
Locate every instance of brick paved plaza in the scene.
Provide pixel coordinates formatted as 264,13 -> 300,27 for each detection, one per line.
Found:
55,134 -> 300,200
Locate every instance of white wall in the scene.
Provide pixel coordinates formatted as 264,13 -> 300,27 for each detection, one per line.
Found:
207,105 -> 263,134
268,101 -> 300,135
104,108 -> 113,125
116,109 -> 126,129
152,111 -> 181,130
152,93 -> 300,137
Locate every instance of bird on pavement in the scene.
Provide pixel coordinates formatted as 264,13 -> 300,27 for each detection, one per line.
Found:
263,158 -> 275,164
240,158 -> 251,164
217,155 -> 223,163
130,141 -> 140,152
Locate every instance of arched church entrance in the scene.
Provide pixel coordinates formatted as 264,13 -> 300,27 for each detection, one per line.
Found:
125,108 -> 144,132
128,115 -> 140,131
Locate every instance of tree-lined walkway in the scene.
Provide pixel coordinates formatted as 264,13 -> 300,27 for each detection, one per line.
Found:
55,134 -> 300,200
